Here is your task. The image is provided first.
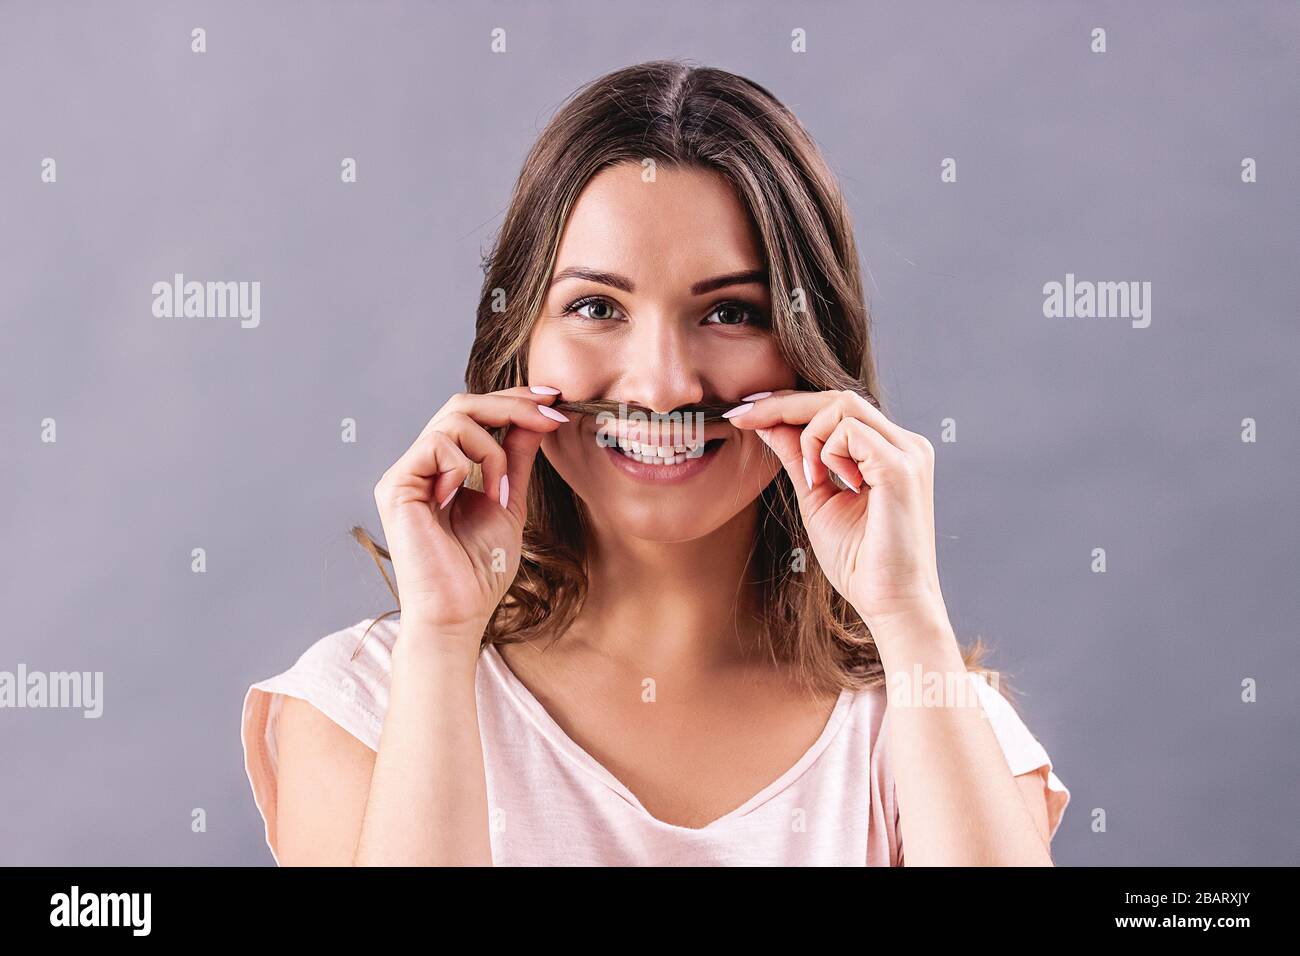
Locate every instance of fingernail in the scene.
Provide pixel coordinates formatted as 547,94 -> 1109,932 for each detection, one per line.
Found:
840,472 -> 861,493
529,385 -> 561,394
439,486 -> 459,510
537,404 -> 570,422
802,457 -> 814,491
499,475 -> 510,509
741,391 -> 772,402
721,402 -> 755,419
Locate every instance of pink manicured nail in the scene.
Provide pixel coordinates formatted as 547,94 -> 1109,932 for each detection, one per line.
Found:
537,404 -> 570,422
529,385 -> 561,394
499,475 -> 509,509
722,402 -> 755,419
802,457 -> 814,491
741,391 -> 772,402
839,472 -> 861,493
439,486 -> 459,510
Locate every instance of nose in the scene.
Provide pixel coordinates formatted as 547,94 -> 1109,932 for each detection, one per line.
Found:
611,313 -> 705,414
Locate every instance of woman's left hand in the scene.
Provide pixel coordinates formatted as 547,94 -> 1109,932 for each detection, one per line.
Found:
725,388 -> 950,639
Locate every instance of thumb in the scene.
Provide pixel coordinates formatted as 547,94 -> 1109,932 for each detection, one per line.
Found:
754,424 -> 849,513
499,423 -> 547,522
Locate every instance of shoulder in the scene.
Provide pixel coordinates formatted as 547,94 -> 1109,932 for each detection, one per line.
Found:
241,617 -> 399,864
244,616 -> 401,754
875,669 -> 1071,846
296,615 -> 400,713
964,671 -> 1071,841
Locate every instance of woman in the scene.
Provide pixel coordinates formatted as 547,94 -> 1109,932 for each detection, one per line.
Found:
241,59 -> 1069,866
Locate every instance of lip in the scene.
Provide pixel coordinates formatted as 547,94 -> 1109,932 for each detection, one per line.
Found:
602,437 -> 725,485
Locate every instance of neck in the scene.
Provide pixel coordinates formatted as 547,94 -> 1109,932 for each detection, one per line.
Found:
561,502 -> 765,674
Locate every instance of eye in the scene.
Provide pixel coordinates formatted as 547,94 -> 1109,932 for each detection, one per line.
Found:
563,296 -> 625,322
703,300 -> 769,327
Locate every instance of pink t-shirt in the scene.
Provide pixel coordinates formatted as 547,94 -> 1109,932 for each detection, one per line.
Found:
241,616 -> 1070,865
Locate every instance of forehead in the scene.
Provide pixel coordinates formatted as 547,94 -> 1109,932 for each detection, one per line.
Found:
552,162 -> 765,280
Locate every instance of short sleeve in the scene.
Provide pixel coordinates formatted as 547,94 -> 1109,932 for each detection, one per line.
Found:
968,671 -> 1070,842
891,673 -> 1070,865
239,618 -> 398,864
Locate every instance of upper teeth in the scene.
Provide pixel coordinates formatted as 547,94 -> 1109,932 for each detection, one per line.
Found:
616,438 -> 707,465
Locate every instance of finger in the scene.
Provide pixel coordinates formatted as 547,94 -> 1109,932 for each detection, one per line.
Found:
799,402 -> 855,492
729,389 -> 851,493
751,422 -> 841,519
382,430 -> 475,515
498,421 -> 547,521
409,411 -> 521,510
418,388 -> 569,442
821,416 -> 909,490
799,399 -> 909,492
726,388 -> 912,452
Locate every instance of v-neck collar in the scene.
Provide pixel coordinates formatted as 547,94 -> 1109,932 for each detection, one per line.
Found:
482,642 -> 856,833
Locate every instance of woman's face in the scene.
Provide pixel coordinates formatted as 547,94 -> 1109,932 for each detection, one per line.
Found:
527,161 -> 797,542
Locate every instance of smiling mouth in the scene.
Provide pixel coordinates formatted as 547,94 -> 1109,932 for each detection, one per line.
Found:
599,435 -> 726,484
609,435 -> 724,465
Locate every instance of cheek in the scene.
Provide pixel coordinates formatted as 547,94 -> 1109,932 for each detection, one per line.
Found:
525,330 -> 556,384
760,343 -> 799,387
526,326 -> 605,393
706,336 -> 797,392
734,432 -> 784,486
538,426 -> 592,486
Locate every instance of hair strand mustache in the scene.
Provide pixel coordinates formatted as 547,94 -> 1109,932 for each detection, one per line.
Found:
551,388 -> 879,423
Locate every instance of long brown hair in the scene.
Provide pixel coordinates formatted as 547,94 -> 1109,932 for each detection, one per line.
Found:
352,59 -> 1015,705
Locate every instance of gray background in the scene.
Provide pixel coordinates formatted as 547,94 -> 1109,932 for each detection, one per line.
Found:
1,0 -> 1296,865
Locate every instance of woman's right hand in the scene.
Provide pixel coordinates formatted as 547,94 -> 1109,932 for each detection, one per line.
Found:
372,385 -> 569,649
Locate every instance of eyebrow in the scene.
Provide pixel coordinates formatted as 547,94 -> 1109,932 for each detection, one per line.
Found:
548,267 -> 769,296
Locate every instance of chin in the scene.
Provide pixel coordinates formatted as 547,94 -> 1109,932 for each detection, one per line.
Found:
584,495 -> 738,544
